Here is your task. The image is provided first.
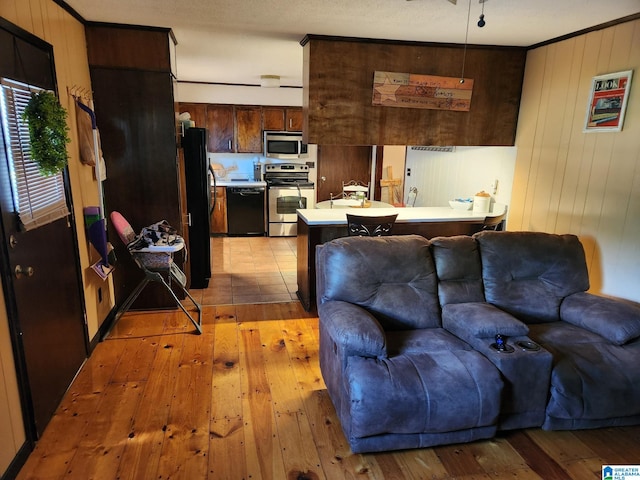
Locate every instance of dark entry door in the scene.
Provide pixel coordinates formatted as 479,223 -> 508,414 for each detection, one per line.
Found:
1,212 -> 88,437
0,17 -> 88,439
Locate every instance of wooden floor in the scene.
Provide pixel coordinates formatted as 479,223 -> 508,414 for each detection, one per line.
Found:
17,302 -> 640,480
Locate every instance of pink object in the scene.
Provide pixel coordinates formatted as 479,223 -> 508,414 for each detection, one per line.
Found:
110,211 -> 136,244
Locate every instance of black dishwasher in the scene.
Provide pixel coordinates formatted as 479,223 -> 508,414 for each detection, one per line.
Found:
226,186 -> 266,236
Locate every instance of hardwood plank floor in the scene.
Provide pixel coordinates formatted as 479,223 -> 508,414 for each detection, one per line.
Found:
16,303 -> 640,479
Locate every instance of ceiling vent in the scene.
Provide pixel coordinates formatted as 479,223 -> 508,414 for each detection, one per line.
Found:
411,146 -> 456,152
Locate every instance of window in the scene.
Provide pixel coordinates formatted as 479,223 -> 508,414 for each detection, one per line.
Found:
0,78 -> 69,231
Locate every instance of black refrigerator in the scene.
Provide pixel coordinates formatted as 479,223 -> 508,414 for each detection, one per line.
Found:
182,127 -> 211,288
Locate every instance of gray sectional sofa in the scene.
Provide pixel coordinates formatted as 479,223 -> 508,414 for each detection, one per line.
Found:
316,231 -> 640,453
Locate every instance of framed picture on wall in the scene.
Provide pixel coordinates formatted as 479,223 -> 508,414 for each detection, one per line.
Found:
584,70 -> 633,132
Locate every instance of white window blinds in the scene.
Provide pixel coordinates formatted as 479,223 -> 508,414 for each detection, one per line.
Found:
0,78 -> 69,231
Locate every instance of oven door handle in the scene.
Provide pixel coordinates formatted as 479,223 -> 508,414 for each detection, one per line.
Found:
296,184 -> 304,208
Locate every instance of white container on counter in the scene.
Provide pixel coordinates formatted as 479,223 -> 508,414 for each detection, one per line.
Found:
473,191 -> 491,214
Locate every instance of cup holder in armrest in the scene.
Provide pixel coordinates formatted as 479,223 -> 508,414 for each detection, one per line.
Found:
490,342 -> 514,353
490,334 -> 514,353
515,340 -> 541,351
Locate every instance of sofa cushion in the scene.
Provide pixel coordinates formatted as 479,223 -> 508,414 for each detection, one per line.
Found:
442,302 -> 529,339
528,323 -> 640,426
431,235 -> 485,305
316,235 -> 441,330
561,292 -> 640,345
345,350 -> 502,438
527,321 -> 608,345
386,327 -> 471,356
474,231 -> 589,323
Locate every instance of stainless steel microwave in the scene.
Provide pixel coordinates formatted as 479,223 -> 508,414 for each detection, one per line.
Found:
264,131 -> 308,159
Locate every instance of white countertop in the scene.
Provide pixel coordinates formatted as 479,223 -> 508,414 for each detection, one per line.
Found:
212,180 -> 267,188
298,205 -> 505,226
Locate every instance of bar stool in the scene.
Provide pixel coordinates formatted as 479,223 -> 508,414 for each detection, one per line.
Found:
346,213 -> 398,237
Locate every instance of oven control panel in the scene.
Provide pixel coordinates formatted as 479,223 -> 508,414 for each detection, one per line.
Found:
265,163 -> 309,172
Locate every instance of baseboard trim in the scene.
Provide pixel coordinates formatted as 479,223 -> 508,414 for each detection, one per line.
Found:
89,305 -> 118,351
1,440 -> 33,480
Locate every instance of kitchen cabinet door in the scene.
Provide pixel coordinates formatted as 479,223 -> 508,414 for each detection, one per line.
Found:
263,107 -> 285,131
211,186 -> 227,234
207,105 -> 234,152
286,108 -> 303,131
236,107 -> 262,153
179,102 -> 207,130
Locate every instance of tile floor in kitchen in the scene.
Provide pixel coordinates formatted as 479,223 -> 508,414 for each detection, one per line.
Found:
189,236 -> 299,306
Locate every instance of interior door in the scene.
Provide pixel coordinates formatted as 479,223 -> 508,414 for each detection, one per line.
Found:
316,145 -> 372,202
0,211 -> 88,438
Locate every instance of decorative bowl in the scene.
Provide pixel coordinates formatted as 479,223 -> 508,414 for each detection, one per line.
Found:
449,199 -> 473,210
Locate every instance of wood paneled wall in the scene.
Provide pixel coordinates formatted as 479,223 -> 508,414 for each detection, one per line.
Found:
0,0 -> 115,473
511,19 -> 640,303
0,0 -> 115,346
0,283 -> 23,476
302,35 -> 527,146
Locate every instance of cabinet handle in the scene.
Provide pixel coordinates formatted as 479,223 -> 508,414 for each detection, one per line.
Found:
228,139 -> 232,150
289,118 -> 292,129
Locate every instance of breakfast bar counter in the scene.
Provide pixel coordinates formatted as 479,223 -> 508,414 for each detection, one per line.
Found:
296,206 -> 504,311
299,206 -> 493,224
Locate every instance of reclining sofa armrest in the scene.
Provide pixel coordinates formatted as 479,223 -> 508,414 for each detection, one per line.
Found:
561,292 -> 640,345
318,300 -> 387,358
442,302 -> 529,344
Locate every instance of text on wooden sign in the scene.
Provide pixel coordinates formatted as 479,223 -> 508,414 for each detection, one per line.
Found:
372,71 -> 474,111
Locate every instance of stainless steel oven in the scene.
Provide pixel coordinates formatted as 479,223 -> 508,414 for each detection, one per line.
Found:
265,164 -> 315,236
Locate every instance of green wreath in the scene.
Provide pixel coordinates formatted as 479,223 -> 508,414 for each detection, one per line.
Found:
22,91 -> 70,176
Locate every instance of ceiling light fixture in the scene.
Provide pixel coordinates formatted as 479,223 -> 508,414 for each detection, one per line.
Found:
260,75 -> 280,88
477,0 -> 487,27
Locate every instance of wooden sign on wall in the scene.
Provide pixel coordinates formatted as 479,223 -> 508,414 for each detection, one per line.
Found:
372,71 -> 474,111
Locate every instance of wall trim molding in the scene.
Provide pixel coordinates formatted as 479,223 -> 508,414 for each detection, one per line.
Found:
528,12 -> 640,49
178,80 -> 302,89
51,0 -> 84,23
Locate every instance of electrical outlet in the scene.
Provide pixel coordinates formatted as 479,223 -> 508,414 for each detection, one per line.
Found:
490,179 -> 498,194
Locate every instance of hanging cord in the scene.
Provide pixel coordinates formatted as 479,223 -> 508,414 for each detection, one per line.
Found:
460,0 -> 472,84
